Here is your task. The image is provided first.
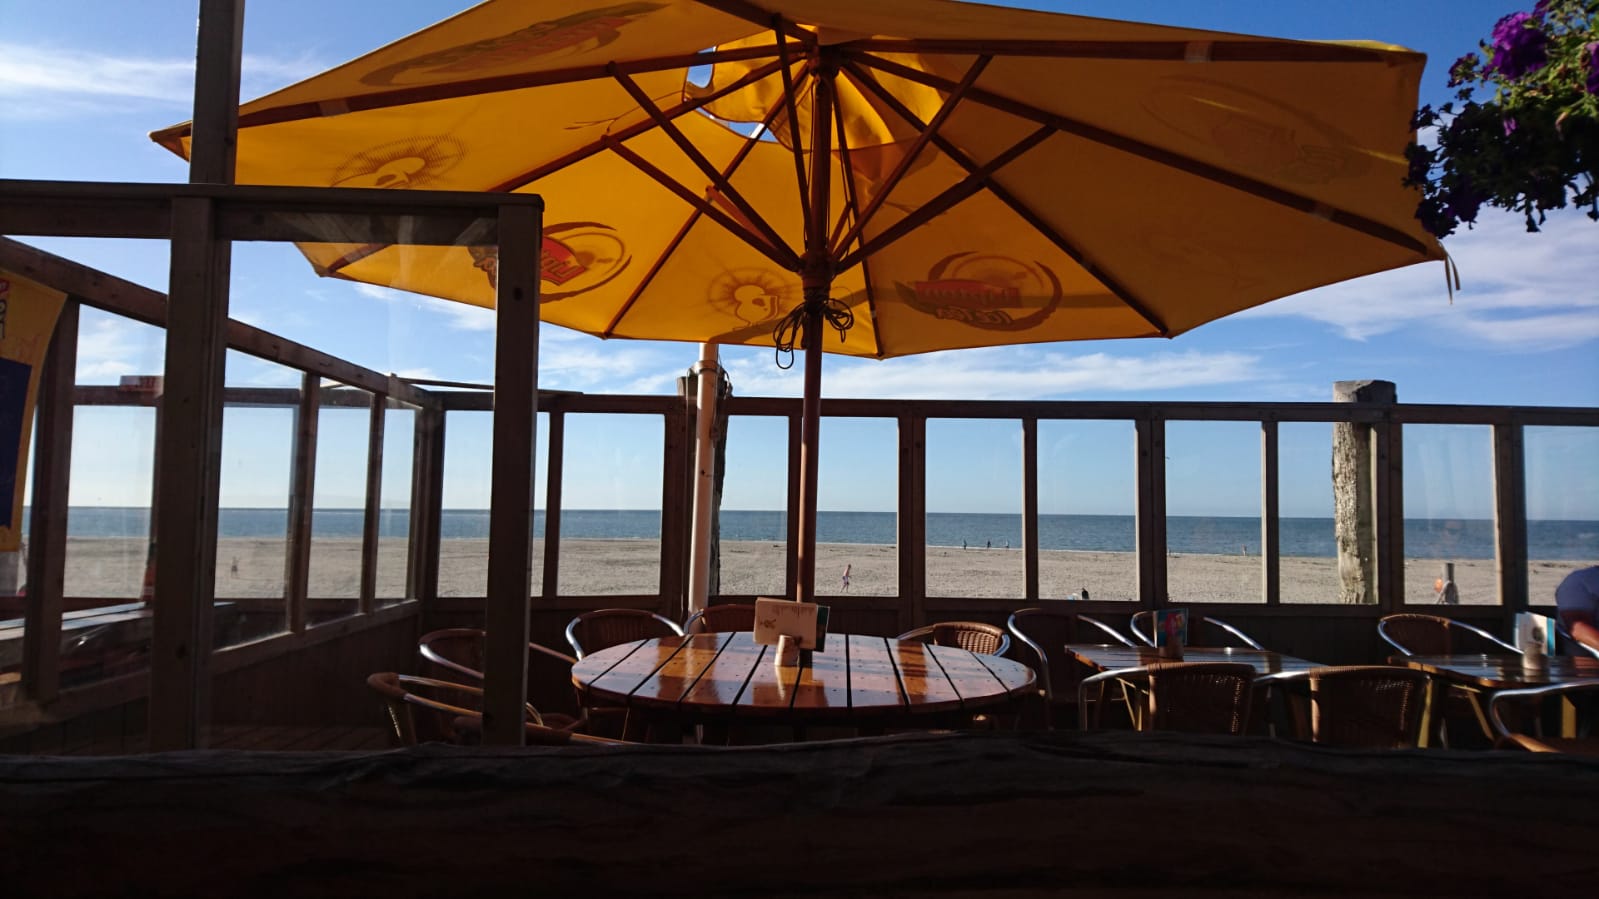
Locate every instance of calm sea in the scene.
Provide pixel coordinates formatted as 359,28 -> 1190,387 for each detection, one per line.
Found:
31,507 -> 1599,560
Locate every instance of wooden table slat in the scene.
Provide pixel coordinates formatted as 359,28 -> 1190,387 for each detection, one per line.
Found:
1396,654 -> 1599,690
735,636 -> 802,716
583,638 -> 681,699
629,633 -> 734,705
788,639 -> 852,714
677,632 -> 764,709
844,635 -> 905,714
1068,645 -> 1320,676
931,647 -> 1018,701
888,641 -> 964,712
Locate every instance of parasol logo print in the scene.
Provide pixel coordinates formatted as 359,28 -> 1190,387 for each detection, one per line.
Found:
467,222 -> 631,303
361,3 -> 665,87
330,137 -> 464,189
897,253 -> 1062,331
1142,78 -> 1368,184
707,269 -> 798,327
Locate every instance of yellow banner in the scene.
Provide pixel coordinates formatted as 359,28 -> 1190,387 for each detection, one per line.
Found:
0,269 -> 67,553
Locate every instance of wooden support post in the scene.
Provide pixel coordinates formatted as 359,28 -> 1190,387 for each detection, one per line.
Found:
1261,420 -> 1280,605
1493,422 -> 1528,631
1135,416 -> 1167,608
540,411 -> 563,601
1375,414 -> 1405,611
897,412 -> 927,632
659,402 -> 690,622
1022,417 -> 1039,602
483,202 -> 543,747
283,371 -> 318,633
784,409 -> 801,600
1333,380 -> 1394,605
359,395 -> 385,613
408,404 -> 446,607
21,300 -> 78,704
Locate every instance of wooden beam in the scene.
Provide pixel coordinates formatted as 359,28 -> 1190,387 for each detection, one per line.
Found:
1261,420 -> 1280,606
283,372 -> 319,634
21,300 -> 78,704
841,37 -> 1414,63
1135,417 -> 1167,608
1022,417 -> 1039,602
482,203 -> 543,746
541,412 -> 565,601
1375,418 -> 1404,611
409,406 -> 446,608
1493,423 -> 1529,629
898,411 -> 927,632
785,409 -> 801,600
659,404 -> 691,622
147,195 -> 229,751
359,396 -> 385,614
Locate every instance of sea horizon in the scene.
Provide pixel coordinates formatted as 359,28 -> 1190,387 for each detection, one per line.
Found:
24,506 -> 1599,561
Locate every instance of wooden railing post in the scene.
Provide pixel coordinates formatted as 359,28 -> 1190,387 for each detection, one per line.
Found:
898,411 -> 927,632
1135,415 -> 1166,608
1333,380 -> 1394,605
1494,421 -> 1528,631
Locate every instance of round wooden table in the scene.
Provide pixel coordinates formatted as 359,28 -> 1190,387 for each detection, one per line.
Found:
572,631 -> 1035,733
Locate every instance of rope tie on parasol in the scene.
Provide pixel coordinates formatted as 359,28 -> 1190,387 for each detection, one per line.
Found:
773,293 -> 854,370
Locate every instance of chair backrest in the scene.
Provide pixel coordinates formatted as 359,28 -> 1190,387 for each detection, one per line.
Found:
565,608 -> 684,659
1079,662 -> 1256,735
1129,611 -> 1263,650
1006,609 -> 1130,705
683,603 -> 758,634
1143,661 -> 1257,735
367,672 -> 549,746
419,628 -> 579,683
1378,613 -> 1519,656
1488,680 -> 1599,755
896,621 -> 1010,656
1268,666 -> 1432,749
1076,614 -> 1136,647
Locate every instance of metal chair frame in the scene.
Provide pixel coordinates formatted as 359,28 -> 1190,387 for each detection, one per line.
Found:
1129,610 -> 1265,650
1377,613 -> 1520,656
895,621 -> 1011,657
564,608 -> 684,660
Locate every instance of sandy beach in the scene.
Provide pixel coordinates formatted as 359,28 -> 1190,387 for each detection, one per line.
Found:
47,536 -> 1586,608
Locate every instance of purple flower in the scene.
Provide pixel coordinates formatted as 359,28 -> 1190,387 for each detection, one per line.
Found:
1447,53 -> 1479,87
1485,12 -> 1550,80
1504,116 -> 1519,136
1587,42 -> 1599,95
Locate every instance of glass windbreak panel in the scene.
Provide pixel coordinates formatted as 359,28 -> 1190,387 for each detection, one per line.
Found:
718,415 -> 789,598
1278,422 -> 1340,604
557,413 -> 663,596
62,404 -> 156,689
1037,420 -> 1137,602
306,386 -> 371,623
375,403 -> 416,605
214,352 -> 298,646
1404,425 -> 1495,605
1524,426 -> 1599,607
926,419 -> 1021,599
817,417 -> 897,598
1166,421 -> 1262,604
437,409 -> 548,598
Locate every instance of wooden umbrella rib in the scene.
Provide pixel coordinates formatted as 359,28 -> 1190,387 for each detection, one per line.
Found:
492,56 -> 790,193
152,45 -> 787,142
837,38 -> 1416,65
854,54 -> 1435,258
606,137 -> 799,270
844,60 -> 1169,333
830,53 -> 989,260
692,0 -> 817,44
602,82 -> 798,339
774,20 -> 815,245
827,83 -> 885,359
611,68 -> 794,266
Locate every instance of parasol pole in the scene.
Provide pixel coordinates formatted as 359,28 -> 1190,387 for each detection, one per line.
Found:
795,52 -> 837,604
686,342 -> 720,618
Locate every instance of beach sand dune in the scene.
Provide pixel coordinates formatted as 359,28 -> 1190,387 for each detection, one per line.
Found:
48,537 -> 1583,609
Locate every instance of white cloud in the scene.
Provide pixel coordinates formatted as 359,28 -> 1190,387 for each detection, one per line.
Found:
722,346 -> 1265,400
0,43 -> 324,117
74,315 -> 156,381
1242,212 -> 1599,348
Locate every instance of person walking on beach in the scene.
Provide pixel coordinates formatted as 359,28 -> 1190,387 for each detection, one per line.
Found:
985,540 -> 991,550
841,564 -> 851,592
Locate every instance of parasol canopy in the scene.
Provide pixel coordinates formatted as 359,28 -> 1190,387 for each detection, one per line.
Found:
153,0 -> 1444,600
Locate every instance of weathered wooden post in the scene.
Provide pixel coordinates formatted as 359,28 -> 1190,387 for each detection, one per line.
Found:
1333,380 -> 1395,605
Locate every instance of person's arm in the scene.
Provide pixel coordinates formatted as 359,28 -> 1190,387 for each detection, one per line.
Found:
1571,618 -> 1599,652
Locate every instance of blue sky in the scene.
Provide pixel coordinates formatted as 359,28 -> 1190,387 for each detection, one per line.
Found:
2,1 -> 1596,520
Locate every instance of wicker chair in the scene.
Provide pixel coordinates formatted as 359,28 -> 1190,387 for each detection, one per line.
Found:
1377,613 -> 1519,656
1079,661 -> 1256,735
418,628 -> 585,731
1130,611 -> 1265,650
564,608 -> 684,659
365,672 -> 573,746
1488,680 -> 1599,756
1006,608 -> 1133,729
896,621 -> 1010,656
1261,666 -> 1433,749
683,603 -> 758,634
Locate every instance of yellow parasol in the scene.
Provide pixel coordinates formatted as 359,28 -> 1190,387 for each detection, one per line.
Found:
153,0 -> 1443,601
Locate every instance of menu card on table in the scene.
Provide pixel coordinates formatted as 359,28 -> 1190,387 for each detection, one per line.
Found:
1153,608 -> 1188,658
753,597 -> 830,652
1515,611 -> 1556,657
